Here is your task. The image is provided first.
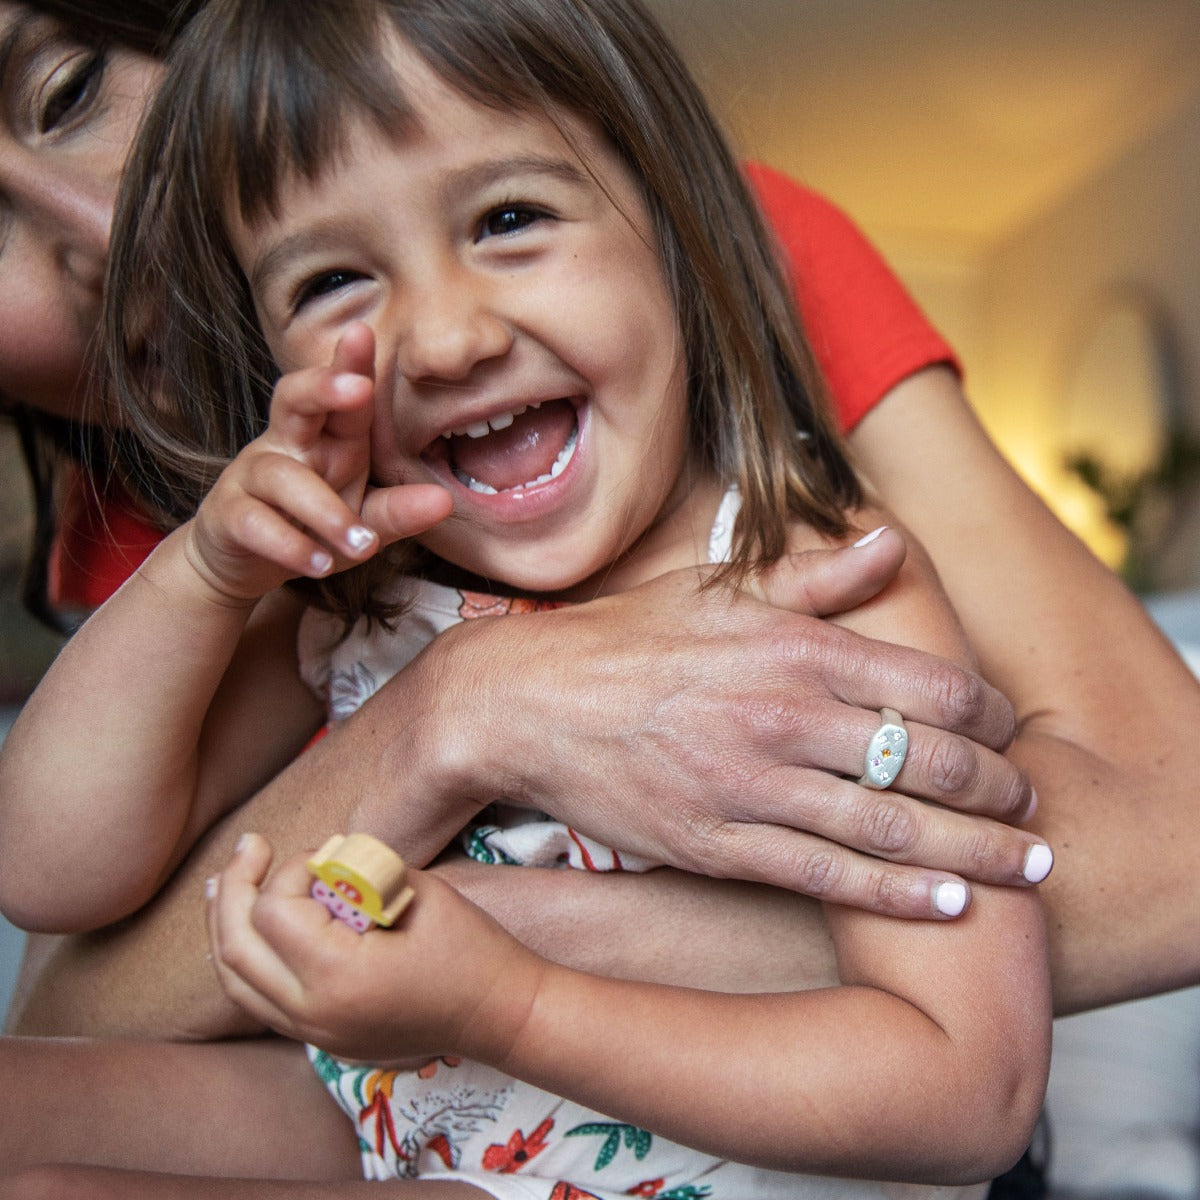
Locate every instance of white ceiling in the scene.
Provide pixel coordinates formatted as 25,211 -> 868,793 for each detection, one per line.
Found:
646,0 -> 1200,258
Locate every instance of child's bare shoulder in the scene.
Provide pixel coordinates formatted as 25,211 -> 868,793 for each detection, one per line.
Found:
787,504 -> 974,669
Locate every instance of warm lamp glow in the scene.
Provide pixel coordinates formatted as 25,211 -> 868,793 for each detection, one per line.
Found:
995,433 -> 1129,569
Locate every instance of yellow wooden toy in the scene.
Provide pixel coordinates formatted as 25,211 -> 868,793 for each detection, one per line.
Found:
307,833 -> 414,933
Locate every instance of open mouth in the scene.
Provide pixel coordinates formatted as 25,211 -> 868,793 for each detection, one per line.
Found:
428,397 -> 579,495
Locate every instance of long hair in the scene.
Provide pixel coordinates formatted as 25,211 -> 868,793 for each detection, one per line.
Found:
2,0 -> 202,630
106,0 -> 863,625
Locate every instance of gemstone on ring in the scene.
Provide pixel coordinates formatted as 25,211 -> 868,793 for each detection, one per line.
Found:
858,708 -> 907,790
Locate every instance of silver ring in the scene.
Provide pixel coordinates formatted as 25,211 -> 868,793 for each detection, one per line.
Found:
858,708 -> 907,790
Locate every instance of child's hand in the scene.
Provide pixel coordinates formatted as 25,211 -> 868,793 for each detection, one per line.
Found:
205,833 -> 544,1066
185,323 -> 452,604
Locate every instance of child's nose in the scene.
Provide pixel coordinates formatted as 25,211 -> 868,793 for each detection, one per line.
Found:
395,273 -> 513,384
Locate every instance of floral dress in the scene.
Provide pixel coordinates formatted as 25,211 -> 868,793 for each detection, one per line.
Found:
297,490 -> 986,1200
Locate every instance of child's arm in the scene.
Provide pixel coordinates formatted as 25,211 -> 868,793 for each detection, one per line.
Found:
207,516 -> 1051,1185
0,325 -> 451,934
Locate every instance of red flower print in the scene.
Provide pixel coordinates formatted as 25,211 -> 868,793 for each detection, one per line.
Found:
427,1133 -> 456,1169
550,1185 -> 603,1200
482,1116 -> 555,1173
458,591 -> 565,620
416,1055 -> 462,1079
627,1182 -> 665,1197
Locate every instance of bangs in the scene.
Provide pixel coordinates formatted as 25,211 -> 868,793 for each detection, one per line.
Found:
190,1 -> 414,226
191,0 -> 583,228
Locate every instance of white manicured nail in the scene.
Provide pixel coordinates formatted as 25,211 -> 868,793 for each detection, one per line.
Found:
933,881 -> 968,917
204,876 -> 218,900
310,550 -> 333,575
1023,843 -> 1053,884
346,525 -> 376,553
1022,789 -> 1039,822
853,526 -> 888,548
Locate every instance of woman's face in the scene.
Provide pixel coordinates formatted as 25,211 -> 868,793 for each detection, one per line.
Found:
0,2 -> 161,417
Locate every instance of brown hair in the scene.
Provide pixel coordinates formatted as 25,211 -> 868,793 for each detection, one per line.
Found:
106,0 -> 862,624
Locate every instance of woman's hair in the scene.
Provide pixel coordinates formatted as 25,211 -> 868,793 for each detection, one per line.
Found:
106,0 -> 863,624
3,0 -> 201,630
24,1 -> 203,55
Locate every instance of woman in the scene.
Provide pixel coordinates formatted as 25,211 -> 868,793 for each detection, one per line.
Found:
0,0 -> 1195,1048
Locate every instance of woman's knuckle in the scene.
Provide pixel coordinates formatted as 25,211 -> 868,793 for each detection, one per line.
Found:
960,826 -> 1001,876
864,866 -> 912,916
932,663 -> 987,728
858,796 -> 918,856
791,848 -> 843,898
924,735 -> 979,799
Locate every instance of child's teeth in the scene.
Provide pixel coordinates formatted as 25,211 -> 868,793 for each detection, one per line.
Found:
452,421 -> 577,496
446,402 -> 534,441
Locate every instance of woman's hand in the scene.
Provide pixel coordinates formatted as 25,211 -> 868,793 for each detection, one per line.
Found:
206,834 -> 539,1066
354,526 -> 1048,922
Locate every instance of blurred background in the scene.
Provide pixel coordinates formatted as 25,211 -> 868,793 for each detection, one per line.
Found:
649,0 -> 1200,593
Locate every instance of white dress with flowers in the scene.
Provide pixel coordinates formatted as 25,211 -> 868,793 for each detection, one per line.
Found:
297,490 -> 988,1200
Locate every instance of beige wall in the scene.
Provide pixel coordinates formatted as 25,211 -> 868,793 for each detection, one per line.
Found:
879,89 -> 1200,590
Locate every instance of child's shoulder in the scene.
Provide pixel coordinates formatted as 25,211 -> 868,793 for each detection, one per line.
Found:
790,504 -> 974,669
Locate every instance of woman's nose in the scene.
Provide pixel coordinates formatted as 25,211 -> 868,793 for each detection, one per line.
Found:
395,272 -> 513,384
3,157 -> 112,292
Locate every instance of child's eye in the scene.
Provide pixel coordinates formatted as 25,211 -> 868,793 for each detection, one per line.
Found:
37,50 -> 106,134
293,269 -> 365,312
478,204 -> 547,240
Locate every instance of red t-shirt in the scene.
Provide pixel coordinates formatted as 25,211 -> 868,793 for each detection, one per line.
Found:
744,162 -> 959,432
50,169 -> 958,609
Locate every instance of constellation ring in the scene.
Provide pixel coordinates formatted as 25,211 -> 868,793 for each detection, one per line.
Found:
858,708 -> 908,790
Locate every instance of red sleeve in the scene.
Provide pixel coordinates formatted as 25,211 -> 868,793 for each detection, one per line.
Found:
48,468 -> 163,609
745,162 -> 960,434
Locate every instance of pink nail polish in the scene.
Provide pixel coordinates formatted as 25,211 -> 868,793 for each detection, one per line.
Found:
853,526 -> 888,548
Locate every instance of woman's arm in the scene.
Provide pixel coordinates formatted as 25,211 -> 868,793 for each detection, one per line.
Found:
6,534 -> 1037,1039
854,365 -> 1200,1013
209,523 -> 1049,1183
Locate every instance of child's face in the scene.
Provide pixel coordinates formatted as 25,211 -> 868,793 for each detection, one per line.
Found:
230,39 -> 702,599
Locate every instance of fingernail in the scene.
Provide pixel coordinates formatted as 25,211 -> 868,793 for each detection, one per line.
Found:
345,525 -> 376,553
1023,843 -> 1053,884
310,550 -> 333,575
1022,788 -> 1039,822
853,526 -> 888,548
204,876 -> 219,899
332,372 -> 365,398
933,880 -> 968,917
234,833 -> 251,855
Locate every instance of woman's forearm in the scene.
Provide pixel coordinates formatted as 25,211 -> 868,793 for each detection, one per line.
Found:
855,366 -> 1200,1013
8,854 -> 837,1039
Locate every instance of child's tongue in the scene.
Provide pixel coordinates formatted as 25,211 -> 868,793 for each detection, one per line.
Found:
450,398 -> 576,493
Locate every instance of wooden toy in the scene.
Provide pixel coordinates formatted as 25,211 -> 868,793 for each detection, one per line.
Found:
306,833 -> 414,933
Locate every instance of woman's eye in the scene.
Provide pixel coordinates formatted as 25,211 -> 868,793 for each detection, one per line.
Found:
479,205 -> 545,239
293,269 -> 364,311
38,51 -> 106,134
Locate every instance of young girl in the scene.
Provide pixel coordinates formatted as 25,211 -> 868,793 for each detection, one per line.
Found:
0,0 -> 1050,1197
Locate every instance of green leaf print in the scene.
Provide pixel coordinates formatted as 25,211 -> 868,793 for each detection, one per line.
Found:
565,1121 -> 653,1171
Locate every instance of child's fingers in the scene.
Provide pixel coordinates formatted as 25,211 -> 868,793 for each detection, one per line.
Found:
233,453 -> 380,567
269,324 -> 377,450
205,837 -> 315,1035
330,321 -> 376,379
360,483 -> 453,547
268,365 -> 374,451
